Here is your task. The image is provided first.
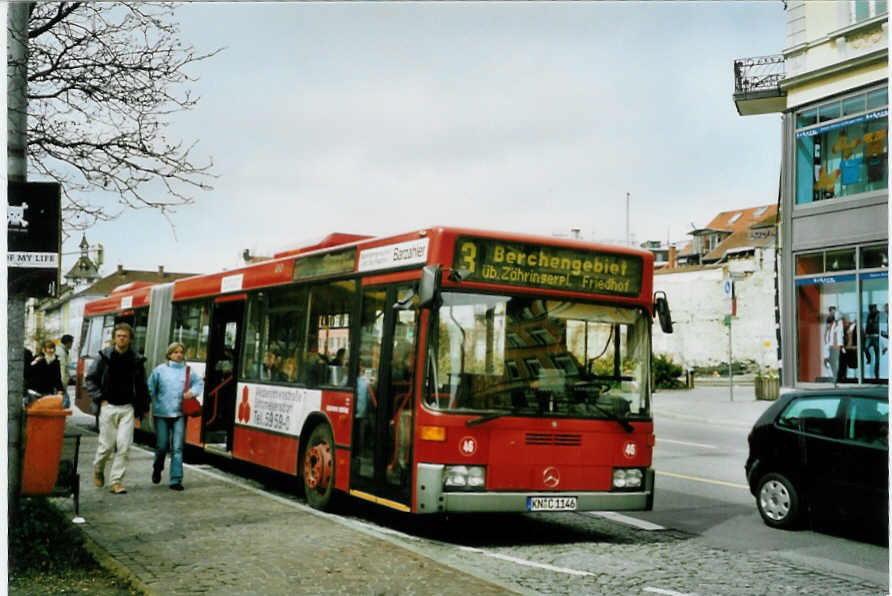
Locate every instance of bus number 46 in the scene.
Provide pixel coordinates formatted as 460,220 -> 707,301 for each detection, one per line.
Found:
460,436 -> 477,456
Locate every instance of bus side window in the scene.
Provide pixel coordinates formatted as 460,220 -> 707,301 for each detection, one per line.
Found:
301,280 -> 356,388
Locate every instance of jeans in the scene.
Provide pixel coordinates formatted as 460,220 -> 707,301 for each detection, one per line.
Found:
153,416 -> 186,485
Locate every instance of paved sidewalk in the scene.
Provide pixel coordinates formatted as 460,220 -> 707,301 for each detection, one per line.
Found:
61,424 -> 516,595
55,387 -> 779,595
652,383 -> 779,430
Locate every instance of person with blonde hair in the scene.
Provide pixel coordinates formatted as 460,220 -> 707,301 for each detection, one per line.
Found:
147,342 -> 203,491
28,339 -> 65,402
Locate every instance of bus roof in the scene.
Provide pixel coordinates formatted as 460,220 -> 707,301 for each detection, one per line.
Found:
83,227 -> 655,311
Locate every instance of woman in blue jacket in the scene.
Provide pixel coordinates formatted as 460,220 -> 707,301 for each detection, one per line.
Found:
148,342 -> 203,491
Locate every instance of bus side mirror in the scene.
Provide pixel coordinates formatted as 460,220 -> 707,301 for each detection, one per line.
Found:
654,291 -> 673,334
418,265 -> 441,309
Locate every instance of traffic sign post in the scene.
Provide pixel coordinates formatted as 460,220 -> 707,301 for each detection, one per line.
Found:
723,279 -> 735,402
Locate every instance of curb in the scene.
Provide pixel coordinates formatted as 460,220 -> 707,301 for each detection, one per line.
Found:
64,424 -> 154,596
80,530 -> 156,596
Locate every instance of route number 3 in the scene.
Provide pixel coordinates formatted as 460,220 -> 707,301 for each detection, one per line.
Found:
459,242 -> 476,273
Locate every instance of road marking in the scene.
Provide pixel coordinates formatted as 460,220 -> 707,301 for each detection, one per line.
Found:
458,546 -> 594,577
658,438 -> 717,449
656,470 -> 749,489
644,587 -> 695,596
589,511 -> 666,531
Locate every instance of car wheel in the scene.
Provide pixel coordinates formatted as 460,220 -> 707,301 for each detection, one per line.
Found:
756,472 -> 801,529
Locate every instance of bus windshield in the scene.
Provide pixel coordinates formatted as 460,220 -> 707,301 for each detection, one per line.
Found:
424,292 -> 650,421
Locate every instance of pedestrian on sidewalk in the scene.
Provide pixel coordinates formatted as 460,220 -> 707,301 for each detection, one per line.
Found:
27,339 -> 65,404
58,334 -> 74,408
147,342 -> 203,491
86,323 -> 150,495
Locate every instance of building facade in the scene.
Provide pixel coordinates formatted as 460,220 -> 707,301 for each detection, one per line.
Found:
651,205 -> 779,371
735,1 -> 888,387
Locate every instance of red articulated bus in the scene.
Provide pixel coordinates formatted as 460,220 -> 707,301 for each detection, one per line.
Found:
77,227 -> 673,514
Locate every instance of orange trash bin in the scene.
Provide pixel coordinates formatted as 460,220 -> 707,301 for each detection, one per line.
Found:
21,395 -> 72,496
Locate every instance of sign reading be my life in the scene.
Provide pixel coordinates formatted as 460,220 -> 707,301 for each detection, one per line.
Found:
7,182 -> 62,297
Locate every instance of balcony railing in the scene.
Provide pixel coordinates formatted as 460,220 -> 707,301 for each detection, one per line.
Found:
734,54 -> 785,96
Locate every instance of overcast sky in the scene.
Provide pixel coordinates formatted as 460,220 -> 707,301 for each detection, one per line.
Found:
60,1 -> 786,277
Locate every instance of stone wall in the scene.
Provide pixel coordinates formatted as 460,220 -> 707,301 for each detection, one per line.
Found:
652,250 -> 778,371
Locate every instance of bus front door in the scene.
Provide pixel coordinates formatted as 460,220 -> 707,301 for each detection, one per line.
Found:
202,298 -> 244,453
352,285 -> 418,509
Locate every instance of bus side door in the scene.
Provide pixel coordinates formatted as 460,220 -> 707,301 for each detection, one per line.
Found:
352,284 -> 418,507
203,298 -> 244,451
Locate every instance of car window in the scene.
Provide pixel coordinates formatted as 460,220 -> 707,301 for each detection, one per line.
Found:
777,396 -> 843,438
845,397 -> 888,448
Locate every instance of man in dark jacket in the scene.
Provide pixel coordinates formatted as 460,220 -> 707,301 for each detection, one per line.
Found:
86,322 -> 150,495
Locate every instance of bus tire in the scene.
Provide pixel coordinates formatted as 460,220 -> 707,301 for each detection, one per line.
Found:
302,423 -> 335,510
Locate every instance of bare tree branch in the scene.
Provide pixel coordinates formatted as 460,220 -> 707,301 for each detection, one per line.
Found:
15,2 -> 223,231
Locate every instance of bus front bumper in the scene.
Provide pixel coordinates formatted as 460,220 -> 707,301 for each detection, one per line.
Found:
416,463 -> 655,514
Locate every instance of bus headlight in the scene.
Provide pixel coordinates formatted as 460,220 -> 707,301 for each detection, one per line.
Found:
443,465 -> 486,491
612,468 -> 643,490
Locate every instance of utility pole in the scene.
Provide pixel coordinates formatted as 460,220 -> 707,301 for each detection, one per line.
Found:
625,192 -> 630,247
8,1 -> 31,513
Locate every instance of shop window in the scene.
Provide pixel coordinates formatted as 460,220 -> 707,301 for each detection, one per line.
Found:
867,88 -> 888,110
860,272 -> 888,382
797,108 -> 817,128
861,244 -> 889,269
826,249 -> 856,272
819,103 -> 840,122
796,253 -> 823,275
796,275 -> 857,383
796,246 -> 888,385
843,96 -> 866,116
795,87 -> 888,204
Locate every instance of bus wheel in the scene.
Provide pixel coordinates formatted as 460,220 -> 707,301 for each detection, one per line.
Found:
302,424 -> 334,510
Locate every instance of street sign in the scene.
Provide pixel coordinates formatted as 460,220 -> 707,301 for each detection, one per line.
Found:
722,279 -> 734,297
8,181 -> 61,297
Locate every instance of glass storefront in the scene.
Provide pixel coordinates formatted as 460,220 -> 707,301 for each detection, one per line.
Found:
795,243 -> 888,384
795,86 -> 888,204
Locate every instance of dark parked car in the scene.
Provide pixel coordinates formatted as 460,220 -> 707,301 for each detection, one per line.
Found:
745,387 -> 888,530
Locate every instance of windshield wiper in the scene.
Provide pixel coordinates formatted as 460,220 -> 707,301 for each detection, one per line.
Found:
591,403 -> 634,433
466,412 -> 510,427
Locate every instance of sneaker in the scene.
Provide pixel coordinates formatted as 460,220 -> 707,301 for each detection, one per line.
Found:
152,468 -> 161,484
169,483 -> 184,491
93,469 -> 105,488
111,483 -> 127,494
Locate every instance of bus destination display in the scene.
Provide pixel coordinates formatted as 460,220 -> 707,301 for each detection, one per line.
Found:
454,237 -> 643,297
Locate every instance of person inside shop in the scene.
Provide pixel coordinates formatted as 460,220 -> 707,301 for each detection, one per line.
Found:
864,304 -> 881,379
822,306 -> 837,372
838,313 -> 859,384
827,310 -> 844,385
